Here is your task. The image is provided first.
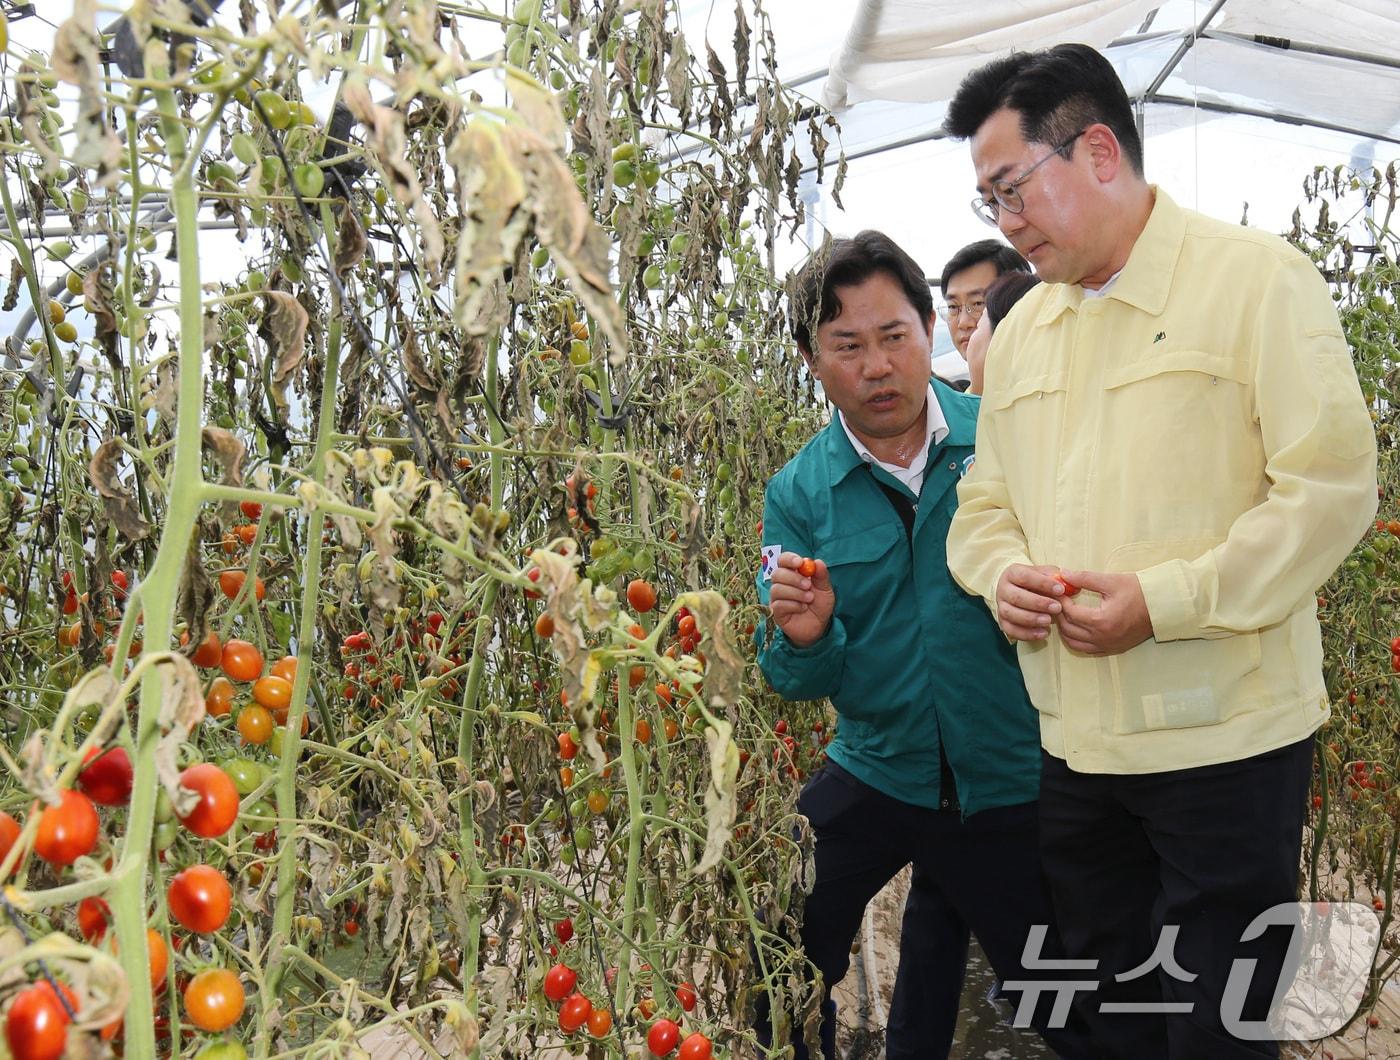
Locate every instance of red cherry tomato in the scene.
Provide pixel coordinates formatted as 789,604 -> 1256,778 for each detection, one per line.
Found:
0,810 -> 22,876
1053,572 -> 1080,596
678,1032 -> 713,1060
5,980 -> 77,1060
33,790 -> 100,866
220,639 -> 264,683
77,896 -> 110,942
647,1018 -> 680,1056
168,864 -> 233,934
78,746 -> 134,806
543,963 -> 577,1003
558,993 -> 593,1034
176,764 -> 240,839
554,917 -> 574,944
674,981 -> 697,1012
626,578 -> 658,613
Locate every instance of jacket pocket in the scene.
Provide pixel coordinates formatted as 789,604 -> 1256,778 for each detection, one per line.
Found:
1106,536 -> 1265,733
985,369 -> 1069,412
1099,350 -> 1258,511
818,522 -> 903,622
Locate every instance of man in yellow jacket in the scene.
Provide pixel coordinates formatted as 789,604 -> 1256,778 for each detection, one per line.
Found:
943,44 -> 1377,1060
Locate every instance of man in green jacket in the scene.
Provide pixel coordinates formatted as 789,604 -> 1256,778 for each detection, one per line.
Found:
754,230 -> 1088,1059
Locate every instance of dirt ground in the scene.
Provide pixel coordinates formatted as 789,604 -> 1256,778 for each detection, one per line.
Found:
358,867 -> 1400,1058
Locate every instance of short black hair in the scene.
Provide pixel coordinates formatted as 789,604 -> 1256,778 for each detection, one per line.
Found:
939,239 -> 1030,295
944,43 -> 1144,176
984,270 -> 1042,331
789,230 -> 932,355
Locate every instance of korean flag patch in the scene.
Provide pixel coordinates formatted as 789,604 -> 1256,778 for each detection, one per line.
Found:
760,544 -> 782,581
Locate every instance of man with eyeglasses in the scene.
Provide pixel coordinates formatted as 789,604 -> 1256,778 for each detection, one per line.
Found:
942,43 -> 1376,1059
937,239 -> 1030,358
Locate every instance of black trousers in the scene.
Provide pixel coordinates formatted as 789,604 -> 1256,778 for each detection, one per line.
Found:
1038,735 -> 1315,1060
755,761 -> 1094,1059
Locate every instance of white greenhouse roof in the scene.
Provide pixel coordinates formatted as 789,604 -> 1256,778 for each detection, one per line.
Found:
6,0 -> 1399,366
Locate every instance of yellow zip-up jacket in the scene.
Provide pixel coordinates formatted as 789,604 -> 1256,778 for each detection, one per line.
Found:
946,189 -> 1377,774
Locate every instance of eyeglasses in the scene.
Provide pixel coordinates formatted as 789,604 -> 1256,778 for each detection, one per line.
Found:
971,128 -> 1087,226
939,299 -> 986,322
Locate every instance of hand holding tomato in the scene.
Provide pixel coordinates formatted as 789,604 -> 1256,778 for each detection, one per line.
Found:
993,564 -> 1067,641
767,552 -> 834,649
1053,569 -> 1154,655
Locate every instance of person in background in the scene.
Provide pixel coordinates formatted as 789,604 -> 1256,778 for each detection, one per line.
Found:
938,239 -> 1030,358
754,229 -> 1091,1060
943,42 -> 1377,1059
963,270 -> 1042,395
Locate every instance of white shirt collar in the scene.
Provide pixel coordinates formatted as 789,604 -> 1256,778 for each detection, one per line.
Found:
839,383 -> 948,491
1081,268 -> 1124,299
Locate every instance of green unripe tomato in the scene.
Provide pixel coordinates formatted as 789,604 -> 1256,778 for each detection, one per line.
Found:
154,820 -> 178,851
195,1042 -> 249,1060
670,233 -> 690,255
568,339 -> 591,366
612,159 -> 636,187
65,271 -> 85,296
245,798 -> 277,832
260,154 -> 285,190
531,246 -> 550,269
231,132 -> 259,165
641,264 -> 662,289
549,69 -> 567,90
225,757 -> 263,796
282,257 -> 303,283
68,189 -> 87,212
254,89 -> 292,130
640,160 -> 661,188
611,143 -> 638,163
293,163 -> 325,197
373,185 -> 388,206
47,240 -> 73,260
155,788 -> 174,824
246,269 -> 266,291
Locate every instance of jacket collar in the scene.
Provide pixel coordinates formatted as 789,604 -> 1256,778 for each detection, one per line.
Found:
820,378 -> 976,488
1034,186 -> 1186,327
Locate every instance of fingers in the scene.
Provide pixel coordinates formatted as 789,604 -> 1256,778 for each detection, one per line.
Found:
1005,563 -> 1068,602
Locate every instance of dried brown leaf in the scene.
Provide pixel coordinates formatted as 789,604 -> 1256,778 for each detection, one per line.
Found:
52,0 -> 122,187
505,68 -> 565,151
201,427 -> 246,523
260,290 -> 310,412
696,718 -> 740,874
334,205 -> 367,276
89,438 -> 152,540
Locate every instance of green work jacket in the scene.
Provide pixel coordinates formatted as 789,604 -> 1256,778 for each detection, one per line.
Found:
756,379 -> 1040,816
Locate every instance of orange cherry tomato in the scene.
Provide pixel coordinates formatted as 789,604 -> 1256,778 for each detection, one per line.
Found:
33,790 -> 100,866
797,557 -> 816,578
269,655 -> 297,682
205,676 -> 236,718
236,705 -> 274,745
183,968 -> 245,1031
251,675 -> 292,711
